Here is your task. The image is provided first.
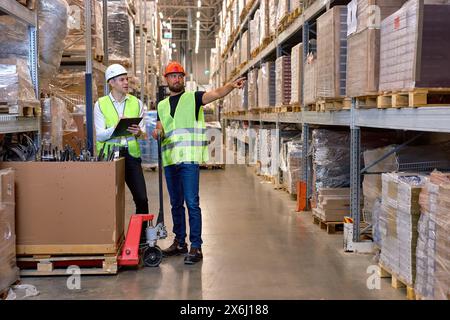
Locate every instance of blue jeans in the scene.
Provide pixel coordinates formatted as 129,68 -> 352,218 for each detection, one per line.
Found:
164,163 -> 202,248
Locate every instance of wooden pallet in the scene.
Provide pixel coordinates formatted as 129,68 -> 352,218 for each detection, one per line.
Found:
200,164 -> 225,170
312,213 -> 344,234
275,105 -> 293,113
377,88 -> 450,109
353,95 -> 378,109
17,253 -> 119,276
260,107 -> 276,113
315,98 -> 351,112
142,164 -> 157,172
378,263 -> 416,300
249,108 -> 262,114
0,101 -> 40,117
17,0 -> 36,10
261,175 -> 276,184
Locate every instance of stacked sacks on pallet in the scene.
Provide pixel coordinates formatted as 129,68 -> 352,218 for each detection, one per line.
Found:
416,171 -> 450,300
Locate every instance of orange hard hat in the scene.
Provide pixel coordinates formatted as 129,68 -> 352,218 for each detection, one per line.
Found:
164,61 -> 185,77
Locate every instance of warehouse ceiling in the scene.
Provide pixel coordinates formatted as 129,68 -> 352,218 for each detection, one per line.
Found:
157,0 -> 221,43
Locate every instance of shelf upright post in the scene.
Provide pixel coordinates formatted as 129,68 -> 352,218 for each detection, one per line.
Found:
29,2 -> 40,144
139,0 -> 145,103
103,0 -> 109,95
350,97 -> 361,241
85,0 -> 94,154
301,123 -> 310,210
301,21 -> 309,112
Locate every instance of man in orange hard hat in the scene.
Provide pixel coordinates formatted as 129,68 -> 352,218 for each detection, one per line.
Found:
152,61 -> 245,264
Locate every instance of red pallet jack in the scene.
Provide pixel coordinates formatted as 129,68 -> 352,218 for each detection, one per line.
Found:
118,133 -> 167,267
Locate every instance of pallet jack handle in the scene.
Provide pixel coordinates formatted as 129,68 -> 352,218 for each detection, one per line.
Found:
156,132 -> 164,226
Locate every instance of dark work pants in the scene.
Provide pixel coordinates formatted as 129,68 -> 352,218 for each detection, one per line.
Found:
122,150 -> 149,239
164,163 -> 202,248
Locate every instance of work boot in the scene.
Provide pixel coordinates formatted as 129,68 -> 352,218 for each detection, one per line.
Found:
184,247 -> 203,265
162,239 -> 188,257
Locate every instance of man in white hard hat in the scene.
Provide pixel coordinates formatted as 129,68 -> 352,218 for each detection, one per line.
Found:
94,63 -> 149,241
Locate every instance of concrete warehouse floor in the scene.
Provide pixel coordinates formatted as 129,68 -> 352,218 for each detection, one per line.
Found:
24,166 -> 404,300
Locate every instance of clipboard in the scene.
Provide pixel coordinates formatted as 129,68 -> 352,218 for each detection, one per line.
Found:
110,117 -> 143,138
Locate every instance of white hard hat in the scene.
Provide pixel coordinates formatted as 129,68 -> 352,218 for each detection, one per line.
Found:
105,64 -> 128,82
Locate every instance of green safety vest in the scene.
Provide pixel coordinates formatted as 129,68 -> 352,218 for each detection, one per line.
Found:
157,91 -> 209,167
96,94 -> 141,158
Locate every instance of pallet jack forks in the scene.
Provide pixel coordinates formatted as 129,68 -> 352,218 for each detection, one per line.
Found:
118,133 -> 167,267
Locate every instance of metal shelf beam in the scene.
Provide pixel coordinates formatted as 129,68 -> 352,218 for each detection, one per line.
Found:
0,116 -> 40,134
223,107 -> 450,133
0,0 -> 36,26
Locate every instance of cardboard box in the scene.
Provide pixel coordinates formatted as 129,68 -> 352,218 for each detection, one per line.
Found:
0,160 -> 125,255
379,0 -> 450,91
0,169 -> 19,293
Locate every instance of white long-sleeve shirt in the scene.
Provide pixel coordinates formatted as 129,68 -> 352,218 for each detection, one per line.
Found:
94,93 -> 146,143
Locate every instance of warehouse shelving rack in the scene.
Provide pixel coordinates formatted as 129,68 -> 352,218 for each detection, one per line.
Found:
0,0 -> 40,135
220,0 -> 450,242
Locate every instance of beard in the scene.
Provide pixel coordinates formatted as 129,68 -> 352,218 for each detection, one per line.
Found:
168,83 -> 184,93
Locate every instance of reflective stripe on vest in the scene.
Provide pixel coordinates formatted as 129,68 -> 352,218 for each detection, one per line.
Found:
157,91 -> 209,167
96,94 -> 142,158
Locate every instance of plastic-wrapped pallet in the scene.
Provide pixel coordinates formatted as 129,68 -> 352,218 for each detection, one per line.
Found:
0,169 -> 19,295
260,0 -> 269,43
303,52 -> 318,105
135,35 -> 148,90
379,0 -> 450,92
65,0 -> 103,59
108,0 -> 134,65
257,62 -> 276,108
380,173 -> 426,287
290,43 -> 303,105
290,0 -> 301,12
259,129 -> 278,176
317,6 -> 348,98
0,59 -> 39,106
41,97 -> 78,150
0,0 -> 68,91
277,0 -> 289,26
250,10 -> 261,53
269,0 -> 278,35
416,172 -> 439,299
139,111 -> 158,165
239,0 -> 246,18
275,56 -> 292,106
52,66 -> 100,102
434,176 -> 450,300
248,69 -> 259,110
241,31 -> 249,63
346,0 -> 407,97
417,171 -> 450,300
312,129 -> 350,192
286,140 -> 303,195
363,143 -> 450,227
